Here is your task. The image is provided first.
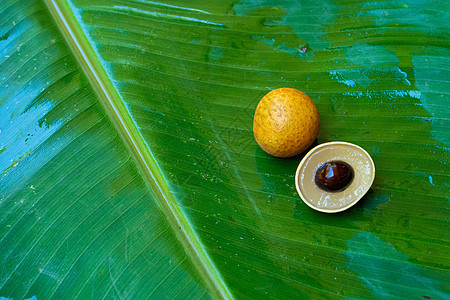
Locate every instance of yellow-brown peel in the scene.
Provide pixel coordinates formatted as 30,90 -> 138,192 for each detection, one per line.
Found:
253,88 -> 320,157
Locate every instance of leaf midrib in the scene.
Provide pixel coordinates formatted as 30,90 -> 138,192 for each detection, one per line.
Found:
42,1 -> 232,299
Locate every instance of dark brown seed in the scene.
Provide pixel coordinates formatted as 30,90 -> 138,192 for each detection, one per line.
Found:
315,161 -> 354,192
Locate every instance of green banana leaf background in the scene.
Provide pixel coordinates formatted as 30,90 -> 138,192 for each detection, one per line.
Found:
1,0 -> 449,298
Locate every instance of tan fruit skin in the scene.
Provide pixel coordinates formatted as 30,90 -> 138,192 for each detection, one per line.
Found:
253,88 -> 320,158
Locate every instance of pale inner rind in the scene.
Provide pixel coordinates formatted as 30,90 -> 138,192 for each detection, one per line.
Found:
298,144 -> 374,211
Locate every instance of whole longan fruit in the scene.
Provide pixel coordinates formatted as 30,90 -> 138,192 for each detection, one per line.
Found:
253,88 -> 320,158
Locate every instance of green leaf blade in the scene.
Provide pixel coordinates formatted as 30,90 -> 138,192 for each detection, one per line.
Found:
1,0 -> 449,299
0,0 -> 212,299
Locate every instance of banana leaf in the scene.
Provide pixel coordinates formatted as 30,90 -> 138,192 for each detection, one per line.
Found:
1,0 -> 449,299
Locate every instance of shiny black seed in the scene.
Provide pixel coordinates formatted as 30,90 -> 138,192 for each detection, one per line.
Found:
315,161 -> 354,192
